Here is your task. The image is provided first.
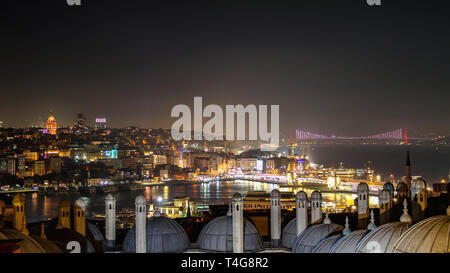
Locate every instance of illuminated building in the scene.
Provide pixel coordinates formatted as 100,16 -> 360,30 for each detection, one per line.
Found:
95,118 -> 107,129
45,111 -> 57,135
33,160 -> 46,176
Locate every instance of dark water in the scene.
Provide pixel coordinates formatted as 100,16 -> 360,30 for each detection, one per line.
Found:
22,145 -> 449,223
308,145 -> 450,183
24,180 -> 280,223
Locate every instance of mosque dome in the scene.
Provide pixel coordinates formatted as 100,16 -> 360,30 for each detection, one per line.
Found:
197,215 -> 263,252
123,215 -> 190,253
329,229 -> 368,253
46,227 -> 95,253
311,234 -> 342,253
393,214 -> 450,253
411,177 -> 427,198
291,223 -> 344,253
281,218 -> 297,248
355,222 -> 410,253
0,229 -> 50,253
29,235 -> 63,253
87,222 -> 104,242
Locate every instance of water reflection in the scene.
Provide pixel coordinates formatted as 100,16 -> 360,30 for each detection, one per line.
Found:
24,180 -> 379,223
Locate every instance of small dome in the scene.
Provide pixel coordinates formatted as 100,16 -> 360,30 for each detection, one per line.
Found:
291,223 -> 344,253
123,215 -> 189,253
30,235 -> 63,253
197,215 -> 263,252
74,198 -> 86,209
135,195 -> 146,205
105,194 -> 115,201
329,230 -> 368,253
357,182 -> 369,192
311,190 -> 322,200
355,222 -> 410,253
232,192 -> 243,202
270,189 -> 280,199
411,177 -> 427,198
393,215 -> 450,253
311,234 -> 341,253
296,190 -> 307,200
383,182 -> 394,196
281,218 -> 297,248
87,222 -> 104,242
0,229 -> 46,253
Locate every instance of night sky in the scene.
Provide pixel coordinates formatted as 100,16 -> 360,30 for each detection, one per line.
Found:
1,0 -> 449,136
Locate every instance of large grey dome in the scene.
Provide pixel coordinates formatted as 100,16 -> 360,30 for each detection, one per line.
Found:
329,230 -> 368,253
87,222 -> 104,242
393,215 -> 450,253
291,223 -> 343,253
281,218 -> 297,248
123,216 -> 190,253
355,221 -> 409,253
197,215 -> 263,252
311,234 -> 342,253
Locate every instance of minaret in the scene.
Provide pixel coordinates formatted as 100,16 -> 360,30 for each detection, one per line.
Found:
399,199 -> 412,224
323,208 -> 331,224
135,195 -> 147,253
379,189 -> 393,224
0,199 -> 5,229
232,192 -> 244,253
105,194 -> 116,248
40,222 -> 47,239
310,190 -> 322,224
405,150 -> 412,189
295,191 -> 308,235
357,182 -> 369,229
74,198 -> 86,236
12,194 -> 29,235
343,216 -> 351,235
270,189 -> 281,247
56,199 -> 71,229
367,210 -> 377,231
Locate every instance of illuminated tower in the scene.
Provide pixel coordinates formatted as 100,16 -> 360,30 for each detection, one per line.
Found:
45,110 -> 57,135
295,191 -> 308,235
56,199 -> 71,229
74,199 -> 86,236
12,194 -> 29,235
405,151 -> 412,189
270,189 -> 281,247
135,195 -> 147,253
310,190 -> 322,224
357,182 -> 370,229
232,192 -> 244,253
105,194 -> 116,248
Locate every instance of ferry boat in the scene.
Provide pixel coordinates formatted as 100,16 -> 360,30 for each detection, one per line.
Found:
130,184 -> 145,191
68,186 -> 79,194
45,186 -> 56,195
78,186 -> 96,195
38,186 -> 46,194
57,186 -> 68,194
95,186 -> 105,194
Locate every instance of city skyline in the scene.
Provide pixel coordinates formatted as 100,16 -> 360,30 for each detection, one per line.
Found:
1,0 -> 450,135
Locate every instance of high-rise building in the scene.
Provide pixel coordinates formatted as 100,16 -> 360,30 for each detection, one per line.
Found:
95,118 -> 107,129
7,158 -> 16,175
33,160 -> 46,176
45,111 -> 57,135
76,113 -> 86,127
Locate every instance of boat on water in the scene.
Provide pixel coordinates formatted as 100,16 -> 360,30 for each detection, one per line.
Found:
57,186 -> 68,194
38,186 -> 46,194
45,186 -> 56,195
78,186 -> 96,195
68,186 -> 79,194
130,184 -> 145,191
95,186 -> 105,194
